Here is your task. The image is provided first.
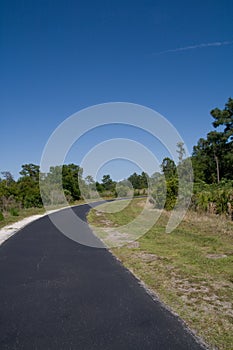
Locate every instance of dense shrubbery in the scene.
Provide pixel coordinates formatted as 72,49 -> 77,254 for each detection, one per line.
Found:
0,164 -> 82,220
191,181 -> 233,218
150,98 -> 233,217
0,98 -> 232,222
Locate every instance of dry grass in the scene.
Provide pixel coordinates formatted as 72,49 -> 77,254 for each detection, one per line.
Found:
0,198 -> 103,230
88,198 -> 233,350
0,207 -> 46,229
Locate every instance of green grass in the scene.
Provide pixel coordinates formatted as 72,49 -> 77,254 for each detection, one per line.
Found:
88,198 -> 233,350
87,198 -> 144,226
0,199 -> 89,230
0,207 -> 46,229
0,197 -> 116,230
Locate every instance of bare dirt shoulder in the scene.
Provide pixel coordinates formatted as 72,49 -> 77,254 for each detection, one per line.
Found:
88,198 -> 233,350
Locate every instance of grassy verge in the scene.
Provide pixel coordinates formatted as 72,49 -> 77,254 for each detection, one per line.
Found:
0,200 -> 83,230
0,207 -> 46,229
0,197 -> 115,230
88,198 -> 233,350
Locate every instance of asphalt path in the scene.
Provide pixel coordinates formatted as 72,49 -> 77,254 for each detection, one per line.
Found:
0,202 -> 206,349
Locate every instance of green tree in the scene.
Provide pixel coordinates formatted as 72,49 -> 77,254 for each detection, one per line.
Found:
96,181 -> 104,193
18,164 -> 42,208
0,172 -> 19,212
62,164 -> 82,200
211,97 -> 233,140
211,97 -> 233,180
101,174 -> 115,191
140,172 -> 148,189
1,171 -> 14,186
206,131 -> 226,183
128,172 -> 141,189
127,172 -> 149,190
20,164 -> 40,181
192,98 -> 233,183
161,157 -> 177,180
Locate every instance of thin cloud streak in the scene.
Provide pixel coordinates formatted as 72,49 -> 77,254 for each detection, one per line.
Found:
154,40 -> 233,55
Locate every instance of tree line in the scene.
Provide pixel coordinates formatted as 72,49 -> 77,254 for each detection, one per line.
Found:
0,97 -> 232,221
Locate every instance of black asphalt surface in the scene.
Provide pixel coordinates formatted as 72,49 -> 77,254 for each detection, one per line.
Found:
0,202 -> 206,350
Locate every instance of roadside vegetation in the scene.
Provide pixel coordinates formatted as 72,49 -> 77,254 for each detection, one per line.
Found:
1,98 -> 232,227
0,98 -> 232,346
88,197 -> 233,350
87,98 -> 233,350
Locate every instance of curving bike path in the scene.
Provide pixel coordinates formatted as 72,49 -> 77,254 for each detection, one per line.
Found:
0,202 -> 206,349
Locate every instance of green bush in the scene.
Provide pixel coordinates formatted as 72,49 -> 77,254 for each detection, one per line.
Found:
192,180 -> 233,217
0,211 -> 4,221
151,177 -> 178,211
10,208 -> 19,216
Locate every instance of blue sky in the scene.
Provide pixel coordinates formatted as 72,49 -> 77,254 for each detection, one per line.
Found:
1,0 -> 233,181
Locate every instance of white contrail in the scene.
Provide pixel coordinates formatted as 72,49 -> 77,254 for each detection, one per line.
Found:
154,40 -> 233,55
